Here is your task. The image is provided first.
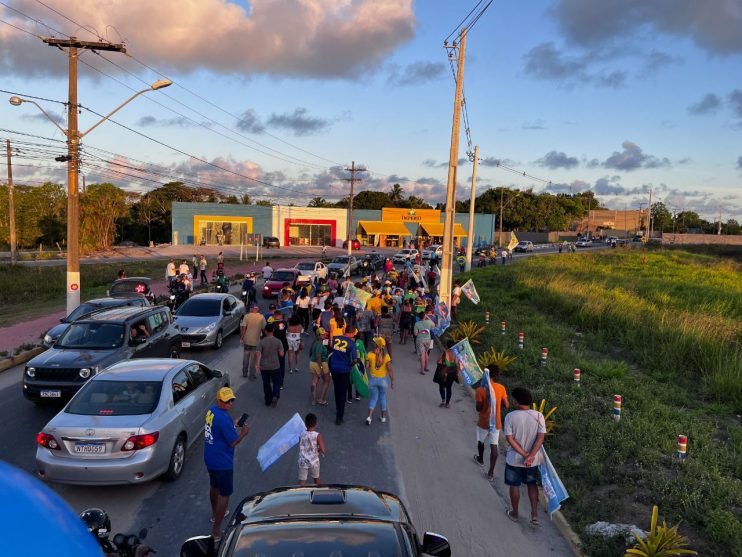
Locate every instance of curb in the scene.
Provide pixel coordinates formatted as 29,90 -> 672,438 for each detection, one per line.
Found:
0,346 -> 45,374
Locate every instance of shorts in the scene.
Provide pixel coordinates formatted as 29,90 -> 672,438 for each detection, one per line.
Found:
476,427 -> 500,446
416,338 -> 433,353
504,463 -> 539,486
208,468 -> 234,496
288,337 -> 301,352
310,361 -> 329,375
298,463 -> 320,481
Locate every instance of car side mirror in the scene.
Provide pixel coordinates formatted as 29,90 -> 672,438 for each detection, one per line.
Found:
180,536 -> 215,557
129,336 -> 147,346
211,369 -> 224,378
421,532 -> 451,556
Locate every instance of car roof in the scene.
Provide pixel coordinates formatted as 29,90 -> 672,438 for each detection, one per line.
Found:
237,485 -> 405,524
185,293 -> 234,301
80,306 -> 160,323
273,268 -> 297,273
84,297 -> 142,306
97,358 -> 194,381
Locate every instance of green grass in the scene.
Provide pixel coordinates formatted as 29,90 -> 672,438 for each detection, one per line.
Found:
453,247 -> 742,556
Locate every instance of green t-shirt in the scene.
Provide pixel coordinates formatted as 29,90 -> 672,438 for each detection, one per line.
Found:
414,318 -> 434,342
310,340 -> 328,363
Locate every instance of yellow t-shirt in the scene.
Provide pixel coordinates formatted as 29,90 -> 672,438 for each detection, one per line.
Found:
329,318 -> 344,341
366,297 -> 383,315
367,351 -> 392,378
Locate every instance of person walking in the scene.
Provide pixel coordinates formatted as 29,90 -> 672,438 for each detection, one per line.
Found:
199,255 -> 208,285
240,304 -> 266,380
166,258 -> 176,287
356,305 -> 375,351
451,279 -> 461,322
365,337 -> 393,425
414,310 -> 435,374
298,413 -> 326,486
309,328 -> 331,405
295,287 -> 312,333
204,387 -> 250,540
192,254 -> 199,276
255,324 -> 285,408
328,323 -> 358,425
504,387 -> 546,528
475,368 -> 509,481
271,310 -> 289,384
261,261 -> 273,281
286,315 -> 304,374
437,339 -> 460,408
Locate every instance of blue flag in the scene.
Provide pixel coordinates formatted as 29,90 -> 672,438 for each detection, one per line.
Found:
257,413 -> 306,471
538,448 -> 569,517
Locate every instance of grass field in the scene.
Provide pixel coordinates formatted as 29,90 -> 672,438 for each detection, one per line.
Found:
454,248 -> 742,556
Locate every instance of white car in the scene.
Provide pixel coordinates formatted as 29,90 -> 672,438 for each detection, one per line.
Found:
421,245 -> 443,260
293,261 -> 328,284
392,249 -> 419,263
575,239 -> 593,248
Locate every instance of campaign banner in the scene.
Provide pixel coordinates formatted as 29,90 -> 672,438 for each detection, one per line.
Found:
507,232 -> 519,253
431,300 -> 451,337
539,448 -> 570,517
460,279 -> 480,305
451,338 -> 484,386
344,284 -> 371,310
414,264 -> 428,288
257,413 -> 307,472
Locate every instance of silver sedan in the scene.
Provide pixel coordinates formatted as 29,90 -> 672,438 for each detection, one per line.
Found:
175,293 -> 245,349
35,358 -> 229,485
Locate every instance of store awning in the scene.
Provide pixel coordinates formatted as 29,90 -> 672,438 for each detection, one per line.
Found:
419,222 -> 468,237
358,221 -> 412,236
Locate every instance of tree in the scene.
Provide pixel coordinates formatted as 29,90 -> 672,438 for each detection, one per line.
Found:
725,219 -> 740,235
651,202 -> 672,233
80,183 -> 128,250
308,197 -> 329,208
388,183 -> 404,202
241,194 -> 251,205
255,200 -> 273,206
350,190 -> 391,210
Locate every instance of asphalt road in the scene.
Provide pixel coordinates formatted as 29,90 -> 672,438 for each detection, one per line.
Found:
0,271 -> 575,556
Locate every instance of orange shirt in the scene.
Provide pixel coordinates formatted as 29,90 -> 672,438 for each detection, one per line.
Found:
475,381 -> 508,430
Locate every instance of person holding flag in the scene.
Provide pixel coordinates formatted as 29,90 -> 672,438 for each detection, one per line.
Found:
474,368 -> 509,481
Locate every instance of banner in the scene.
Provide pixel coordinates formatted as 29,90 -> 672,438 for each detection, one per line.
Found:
343,284 -> 371,310
460,279 -> 480,305
413,264 -> 427,288
431,300 -> 451,337
451,338 -> 484,386
539,448 -> 570,517
507,232 -> 519,252
257,413 -> 306,472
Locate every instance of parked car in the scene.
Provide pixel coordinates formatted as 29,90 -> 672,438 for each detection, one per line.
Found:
116,240 -> 141,248
43,297 -> 150,348
262,268 -> 300,298
392,249 -> 419,263
326,256 -> 359,277
262,236 -> 280,248
23,306 -> 181,403
342,238 -> 361,250
575,238 -> 593,248
513,241 -> 534,253
293,261 -> 328,285
422,244 -> 443,260
175,293 -> 245,350
368,253 -> 386,270
180,485 -> 451,557
35,358 -> 229,485
108,277 -> 156,304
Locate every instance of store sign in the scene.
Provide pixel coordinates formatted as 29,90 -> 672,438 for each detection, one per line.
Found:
382,207 -> 440,223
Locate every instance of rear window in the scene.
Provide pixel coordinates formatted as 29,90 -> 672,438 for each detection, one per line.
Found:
110,281 -> 150,295
271,271 -> 295,282
66,303 -> 100,322
177,299 -> 221,316
67,380 -> 162,416
296,263 -> 314,270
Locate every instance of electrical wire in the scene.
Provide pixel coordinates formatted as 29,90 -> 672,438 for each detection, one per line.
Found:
0,17 -> 43,39
444,0 -> 486,44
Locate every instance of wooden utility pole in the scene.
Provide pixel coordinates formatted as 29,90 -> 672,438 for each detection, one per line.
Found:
498,189 -> 504,247
344,161 -> 366,256
465,145 -> 479,272
718,206 -> 722,235
439,28 -> 467,308
6,139 -> 16,263
647,187 -> 653,239
42,36 -> 126,314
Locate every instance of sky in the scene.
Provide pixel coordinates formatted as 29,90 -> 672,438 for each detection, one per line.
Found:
1,0 -> 741,221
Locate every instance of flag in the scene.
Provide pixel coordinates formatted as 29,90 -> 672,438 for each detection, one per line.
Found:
460,279 -> 480,305
451,338 -> 484,385
343,284 -> 371,310
431,300 -> 451,337
350,361 -> 369,398
538,448 -> 570,517
257,413 -> 306,471
484,369 -> 497,432
507,232 -> 519,252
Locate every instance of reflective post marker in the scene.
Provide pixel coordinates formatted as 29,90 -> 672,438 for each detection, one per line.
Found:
612,395 -> 622,421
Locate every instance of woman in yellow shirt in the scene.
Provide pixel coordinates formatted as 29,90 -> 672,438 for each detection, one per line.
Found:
365,337 -> 394,425
329,310 -> 345,345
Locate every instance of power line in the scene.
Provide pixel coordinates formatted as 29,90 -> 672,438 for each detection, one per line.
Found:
444,0 -> 486,43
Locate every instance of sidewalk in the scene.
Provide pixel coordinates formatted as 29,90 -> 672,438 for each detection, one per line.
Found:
386,337 -> 574,556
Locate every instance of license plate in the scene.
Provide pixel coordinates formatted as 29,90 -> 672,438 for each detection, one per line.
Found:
74,443 -> 105,454
181,342 -> 191,348
40,390 -> 61,398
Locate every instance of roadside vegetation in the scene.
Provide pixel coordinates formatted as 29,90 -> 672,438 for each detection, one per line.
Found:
455,247 -> 742,556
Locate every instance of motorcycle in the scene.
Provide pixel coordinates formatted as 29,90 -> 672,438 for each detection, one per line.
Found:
80,507 -> 155,557
360,258 -> 372,274
168,274 -> 190,312
241,274 -> 257,306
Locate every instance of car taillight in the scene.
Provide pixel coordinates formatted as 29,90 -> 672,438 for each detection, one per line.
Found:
122,432 -> 159,451
36,432 -> 60,450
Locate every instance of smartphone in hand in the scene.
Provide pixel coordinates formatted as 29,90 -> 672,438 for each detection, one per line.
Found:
237,413 -> 249,427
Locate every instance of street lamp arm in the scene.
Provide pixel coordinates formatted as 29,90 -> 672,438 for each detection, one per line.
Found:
8,97 -> 68,137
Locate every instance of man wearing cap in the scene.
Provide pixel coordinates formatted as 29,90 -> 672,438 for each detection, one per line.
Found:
255,323 -> 285,407
204,387 -> 250,540
240,304 -> 266,380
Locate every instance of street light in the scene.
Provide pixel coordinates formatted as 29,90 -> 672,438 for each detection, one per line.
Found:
10,78 -> 172,314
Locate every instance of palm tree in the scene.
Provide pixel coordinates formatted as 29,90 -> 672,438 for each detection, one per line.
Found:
309,197 -> 327,208
388,183 -> 404,203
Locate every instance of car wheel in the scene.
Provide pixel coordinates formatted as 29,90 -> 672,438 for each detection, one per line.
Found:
169,345 -> 180,359
214,329 -> 224,349
163,435 -> 186,482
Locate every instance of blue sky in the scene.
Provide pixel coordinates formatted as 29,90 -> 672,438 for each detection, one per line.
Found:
1,0 -> 741,220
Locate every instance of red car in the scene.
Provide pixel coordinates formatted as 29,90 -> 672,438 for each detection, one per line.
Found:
262,268 -> 299,298
342,239 -> 361,250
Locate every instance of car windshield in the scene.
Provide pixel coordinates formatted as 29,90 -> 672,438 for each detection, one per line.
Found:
271,271 -> 295,282
400,250 -> 411,254
232,522 -> 403,557
56,323 -> 125,349
66,380 -> 162,416
178,299 -> 221,317
110,281 -> 149,295
332,257 -> 349,264
296,263 -> 314,271
66,303 -> 101,322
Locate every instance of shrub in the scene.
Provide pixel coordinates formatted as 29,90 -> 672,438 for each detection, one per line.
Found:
477,347 -> 516,373
625,505 -> 697,556
446,320 -> 486,345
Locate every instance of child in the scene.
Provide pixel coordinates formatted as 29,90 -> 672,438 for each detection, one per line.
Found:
298,413 -> 326,486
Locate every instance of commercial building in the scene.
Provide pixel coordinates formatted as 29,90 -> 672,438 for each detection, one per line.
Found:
171,202 -> 496,248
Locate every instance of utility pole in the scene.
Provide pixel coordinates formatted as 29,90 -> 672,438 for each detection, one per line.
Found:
440,28 -> 467,308
647,187 -> 653,239
43,36 -> 126,314
6,140 -> 16,263
344,161 -> 366,256
718,206 -> 722,235
465,145 -> 479,272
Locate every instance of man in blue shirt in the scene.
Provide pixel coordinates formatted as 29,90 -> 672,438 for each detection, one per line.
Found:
204,387 -> 249,540
328,324 -> 359,425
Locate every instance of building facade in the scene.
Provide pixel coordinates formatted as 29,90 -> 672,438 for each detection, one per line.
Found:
171,202 -> 496,248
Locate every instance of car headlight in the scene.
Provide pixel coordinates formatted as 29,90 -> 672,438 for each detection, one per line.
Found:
201,322 -> 217,333
26,367 -> 35,378
43,334 -> 52,344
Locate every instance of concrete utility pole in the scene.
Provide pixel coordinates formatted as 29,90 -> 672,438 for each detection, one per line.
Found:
647,187 -> 653,239
344,161 -> 366,256
42,37 -> 126,315
718,206 -> 722,235
465,145 -> 479,272
440,28 -> 467,308
6,139 -> 16,263
498,189 -> 504,247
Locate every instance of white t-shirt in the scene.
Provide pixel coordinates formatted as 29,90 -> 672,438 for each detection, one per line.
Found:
298,430 -> 320,468
262,266 -> 273,279
503,409 -> 547,467
297,297 -> 311,309
452,286 -> 461,305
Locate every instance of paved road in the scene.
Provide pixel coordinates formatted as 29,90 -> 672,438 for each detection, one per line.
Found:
0,289 -> 573,557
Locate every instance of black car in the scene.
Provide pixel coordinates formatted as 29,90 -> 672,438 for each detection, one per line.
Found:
108,277 -> 156,304
181,485 -> 450,557
23,306 -> 181,403
263,236 -> 280,248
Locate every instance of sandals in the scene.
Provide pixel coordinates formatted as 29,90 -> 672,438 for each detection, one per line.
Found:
506,509 -> 519,522
530,516 -> 541,528
318,400 -> 328,406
